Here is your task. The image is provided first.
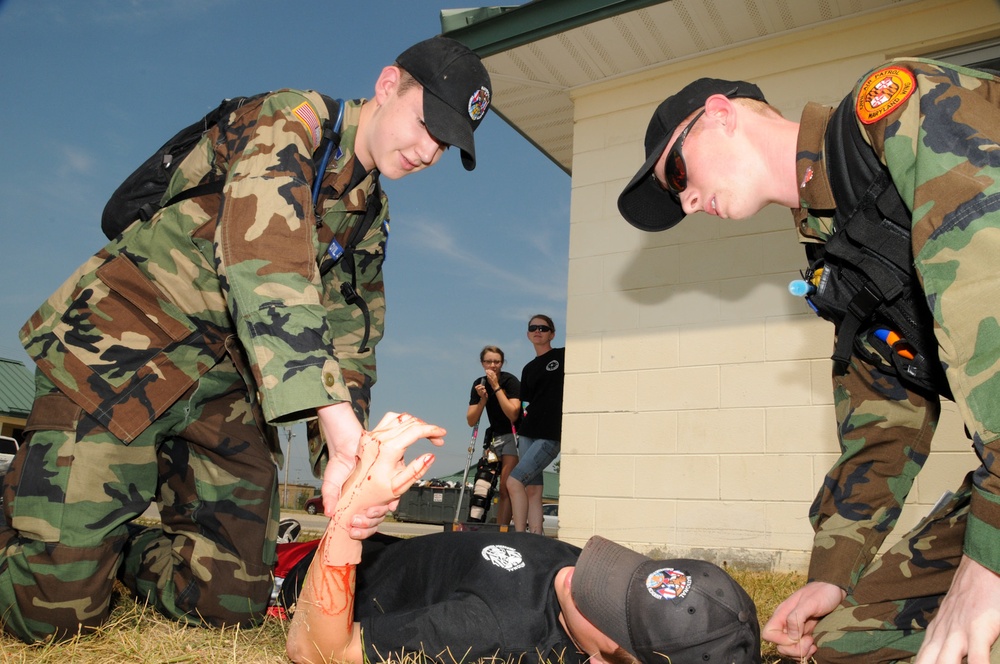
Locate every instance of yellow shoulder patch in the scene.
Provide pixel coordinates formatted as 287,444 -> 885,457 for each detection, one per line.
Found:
856,66 -> 916,125
292,101 -> 322,148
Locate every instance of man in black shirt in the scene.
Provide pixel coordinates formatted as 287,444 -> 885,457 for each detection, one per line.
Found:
284,412 -> 760,664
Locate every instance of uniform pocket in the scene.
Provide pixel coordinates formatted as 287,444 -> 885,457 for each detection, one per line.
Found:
31,254 -> 226,443
52,255 -> 197,388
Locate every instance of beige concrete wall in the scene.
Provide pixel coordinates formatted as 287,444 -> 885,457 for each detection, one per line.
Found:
559,0 -> 1000,571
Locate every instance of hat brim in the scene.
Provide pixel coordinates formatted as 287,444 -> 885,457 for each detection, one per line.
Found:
423,89 -> 476,171
616,133 -> 685,232
572,536 -> 648,658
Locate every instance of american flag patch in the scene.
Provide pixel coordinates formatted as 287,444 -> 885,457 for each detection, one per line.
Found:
292,101 -> 322,148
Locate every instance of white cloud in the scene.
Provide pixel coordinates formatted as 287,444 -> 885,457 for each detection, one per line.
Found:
57,145 -> 96,177
398,213 -> 567,303
91,0 -> 232,25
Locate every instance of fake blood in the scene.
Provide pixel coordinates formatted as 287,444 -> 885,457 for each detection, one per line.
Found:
310,563 -> 356,620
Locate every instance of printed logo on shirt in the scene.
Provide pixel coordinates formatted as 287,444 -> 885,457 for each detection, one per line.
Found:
855,66 -> 916,125
645,567 -> 692,601
545,360 -> 560,372
481,544 -> 525,572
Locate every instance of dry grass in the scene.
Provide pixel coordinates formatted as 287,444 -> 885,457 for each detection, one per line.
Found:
0,590 -> 291,663
0,561 -> 807,663
728,567 -> 809,663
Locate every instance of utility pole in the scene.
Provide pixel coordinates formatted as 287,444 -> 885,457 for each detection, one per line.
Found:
283,427 -> 294,509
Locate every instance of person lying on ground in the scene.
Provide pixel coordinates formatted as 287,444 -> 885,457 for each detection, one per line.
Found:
284,411 -> 761,664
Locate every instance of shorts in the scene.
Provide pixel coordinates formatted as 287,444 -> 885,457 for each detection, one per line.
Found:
509,436 -> 559,486
489,432 -> 518,457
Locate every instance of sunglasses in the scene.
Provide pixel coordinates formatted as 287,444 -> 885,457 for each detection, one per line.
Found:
654,109 -> 706,198
528,324 -> 552,333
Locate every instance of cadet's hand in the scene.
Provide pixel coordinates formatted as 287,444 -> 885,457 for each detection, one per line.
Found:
330,412 -> 445,543
762,581 -> 845,659
316,402 -> 365,521
915,555 -> 1000,664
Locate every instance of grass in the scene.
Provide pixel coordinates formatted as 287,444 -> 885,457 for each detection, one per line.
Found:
729,566 -> 808,663
0,591 -> 291,664
0,535 -> 808,663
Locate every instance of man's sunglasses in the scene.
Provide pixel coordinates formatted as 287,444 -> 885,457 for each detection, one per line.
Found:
654,109 -> 706,198
528,325 -> 552,333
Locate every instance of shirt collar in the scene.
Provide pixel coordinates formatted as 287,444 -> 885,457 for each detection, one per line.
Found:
792,102 -> 838,241
324,99 -> 379,212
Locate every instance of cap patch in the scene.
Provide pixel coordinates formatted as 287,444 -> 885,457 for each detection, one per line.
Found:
292,101 -> 322,148
856,66 -> 915,125
646,567 -> 692,601
468,86 -> 491,121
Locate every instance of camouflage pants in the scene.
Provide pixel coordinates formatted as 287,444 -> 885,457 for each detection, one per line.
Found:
813,473 -> 974,663
0,359 -> 279,642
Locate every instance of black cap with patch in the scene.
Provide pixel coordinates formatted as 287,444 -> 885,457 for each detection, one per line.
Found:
617,78 -> 767,232
396,36 -> 492,171
573,536 -> 761,664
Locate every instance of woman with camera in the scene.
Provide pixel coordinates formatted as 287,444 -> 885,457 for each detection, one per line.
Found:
467,345 -> 521,526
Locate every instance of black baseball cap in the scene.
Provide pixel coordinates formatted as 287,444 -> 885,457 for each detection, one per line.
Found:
395,36 -> 492,171
572,536 -> 761,664
617,78 -> 767,232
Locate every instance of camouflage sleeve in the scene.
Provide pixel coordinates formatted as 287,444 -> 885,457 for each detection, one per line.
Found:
807,349 -> 939,590
862,59 -> 1000,572
324,207 -> 388,425
307,204 -> 388,477
215,90 -> 347,425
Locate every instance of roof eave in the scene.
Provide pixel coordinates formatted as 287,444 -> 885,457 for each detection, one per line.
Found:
441,0 -> 667,56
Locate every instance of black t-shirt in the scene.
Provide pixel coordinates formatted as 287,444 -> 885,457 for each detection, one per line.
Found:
468,371 -> 521,435
518,347 -> 565,440
355,531 -> 583,663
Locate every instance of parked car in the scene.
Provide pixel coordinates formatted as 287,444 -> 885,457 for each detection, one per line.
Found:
304,495 -> 324,515
542,503 -> 558,533
0,435 -> 19,477
0,435 -> 19,513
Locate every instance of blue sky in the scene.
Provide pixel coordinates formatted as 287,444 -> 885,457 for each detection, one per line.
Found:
0,1 -> 570,485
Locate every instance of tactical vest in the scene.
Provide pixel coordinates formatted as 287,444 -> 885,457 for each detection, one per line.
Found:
800,96 -> 951,399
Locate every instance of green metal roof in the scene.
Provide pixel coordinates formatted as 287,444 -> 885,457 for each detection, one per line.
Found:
0,357 -> 34,419
440,0 -> 665,57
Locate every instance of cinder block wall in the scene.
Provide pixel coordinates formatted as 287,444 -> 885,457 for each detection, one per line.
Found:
558,0 -> 999,571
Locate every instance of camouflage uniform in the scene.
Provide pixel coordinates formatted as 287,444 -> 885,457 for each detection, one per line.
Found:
0,90 -> 388,642
794,59 -> 1000,661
